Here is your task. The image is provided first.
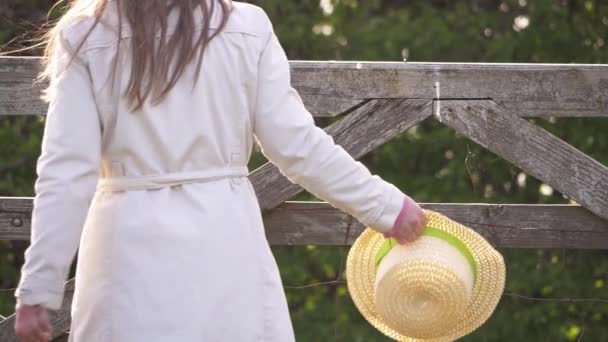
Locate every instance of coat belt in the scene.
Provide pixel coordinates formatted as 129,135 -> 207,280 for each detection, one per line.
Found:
96,166 -> 249,192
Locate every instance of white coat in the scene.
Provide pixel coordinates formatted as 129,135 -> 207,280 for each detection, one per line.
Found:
15,1 -> 406,341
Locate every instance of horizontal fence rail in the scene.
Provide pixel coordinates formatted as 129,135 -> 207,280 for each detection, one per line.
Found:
2,198 -> 607,249
1,58 -> 608,117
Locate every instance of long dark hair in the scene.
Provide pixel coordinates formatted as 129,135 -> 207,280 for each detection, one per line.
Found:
40,0 -> 232,110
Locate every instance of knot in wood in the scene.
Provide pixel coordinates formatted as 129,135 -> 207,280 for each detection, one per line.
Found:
11,217 -> 23,227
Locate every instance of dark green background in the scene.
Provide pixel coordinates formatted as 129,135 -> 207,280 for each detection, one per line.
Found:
1,0 -> 607,340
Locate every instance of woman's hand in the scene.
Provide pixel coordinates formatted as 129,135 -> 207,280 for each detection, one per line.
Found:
14,302 -> 52,342
383,196 -> 427,244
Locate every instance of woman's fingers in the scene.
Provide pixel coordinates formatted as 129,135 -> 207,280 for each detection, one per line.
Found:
18,324 -> 49,342
15,320 -> 39,342
37,309 -> 52,336
384,196 -> 429,244
35,317 -> 52,342
36,307 -> 52,342
36,330 -> 51,342
15,304 -> 51,342
399,209 -> 426,244
16,326 -> 41,342
30,328 -> 50,342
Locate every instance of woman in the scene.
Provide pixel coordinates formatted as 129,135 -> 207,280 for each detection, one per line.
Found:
14,0 -> 426,341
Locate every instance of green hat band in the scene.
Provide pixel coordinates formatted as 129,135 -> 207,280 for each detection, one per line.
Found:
374,226 -> 478,281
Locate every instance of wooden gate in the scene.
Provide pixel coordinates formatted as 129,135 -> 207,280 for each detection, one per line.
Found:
1,58 -> 607,341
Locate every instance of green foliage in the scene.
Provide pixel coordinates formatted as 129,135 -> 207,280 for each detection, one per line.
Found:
1,0 -> 607,340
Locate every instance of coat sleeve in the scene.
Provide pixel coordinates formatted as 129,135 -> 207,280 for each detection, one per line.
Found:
15,33 -> 102,310
252,14 -> 405,233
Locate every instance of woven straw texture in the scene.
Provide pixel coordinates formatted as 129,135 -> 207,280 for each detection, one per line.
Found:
346,210 -> 506,342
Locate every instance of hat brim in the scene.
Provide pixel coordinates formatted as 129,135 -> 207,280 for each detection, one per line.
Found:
346,210 -> 506,342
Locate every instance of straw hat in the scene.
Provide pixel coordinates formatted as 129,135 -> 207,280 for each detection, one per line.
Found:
346,210 -> 505,341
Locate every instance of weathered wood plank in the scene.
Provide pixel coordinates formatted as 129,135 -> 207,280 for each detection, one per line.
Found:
439,100 -> 608,221
0,197 -> 32,240
302,96 -> 366,117
0,280 -> 74,342
264,202 -> 608,249
0,57 -> 45,115
0,57 -> 362,117
250,98 -> 432,210
291,61 -> 608,117
3,197 -> 607,248
2,58 -> 607,117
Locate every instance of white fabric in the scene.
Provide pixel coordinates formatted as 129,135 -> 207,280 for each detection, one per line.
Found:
15,1 -> 406,341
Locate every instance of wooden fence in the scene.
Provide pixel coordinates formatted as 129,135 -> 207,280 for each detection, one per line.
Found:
0,58 -> 607,341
